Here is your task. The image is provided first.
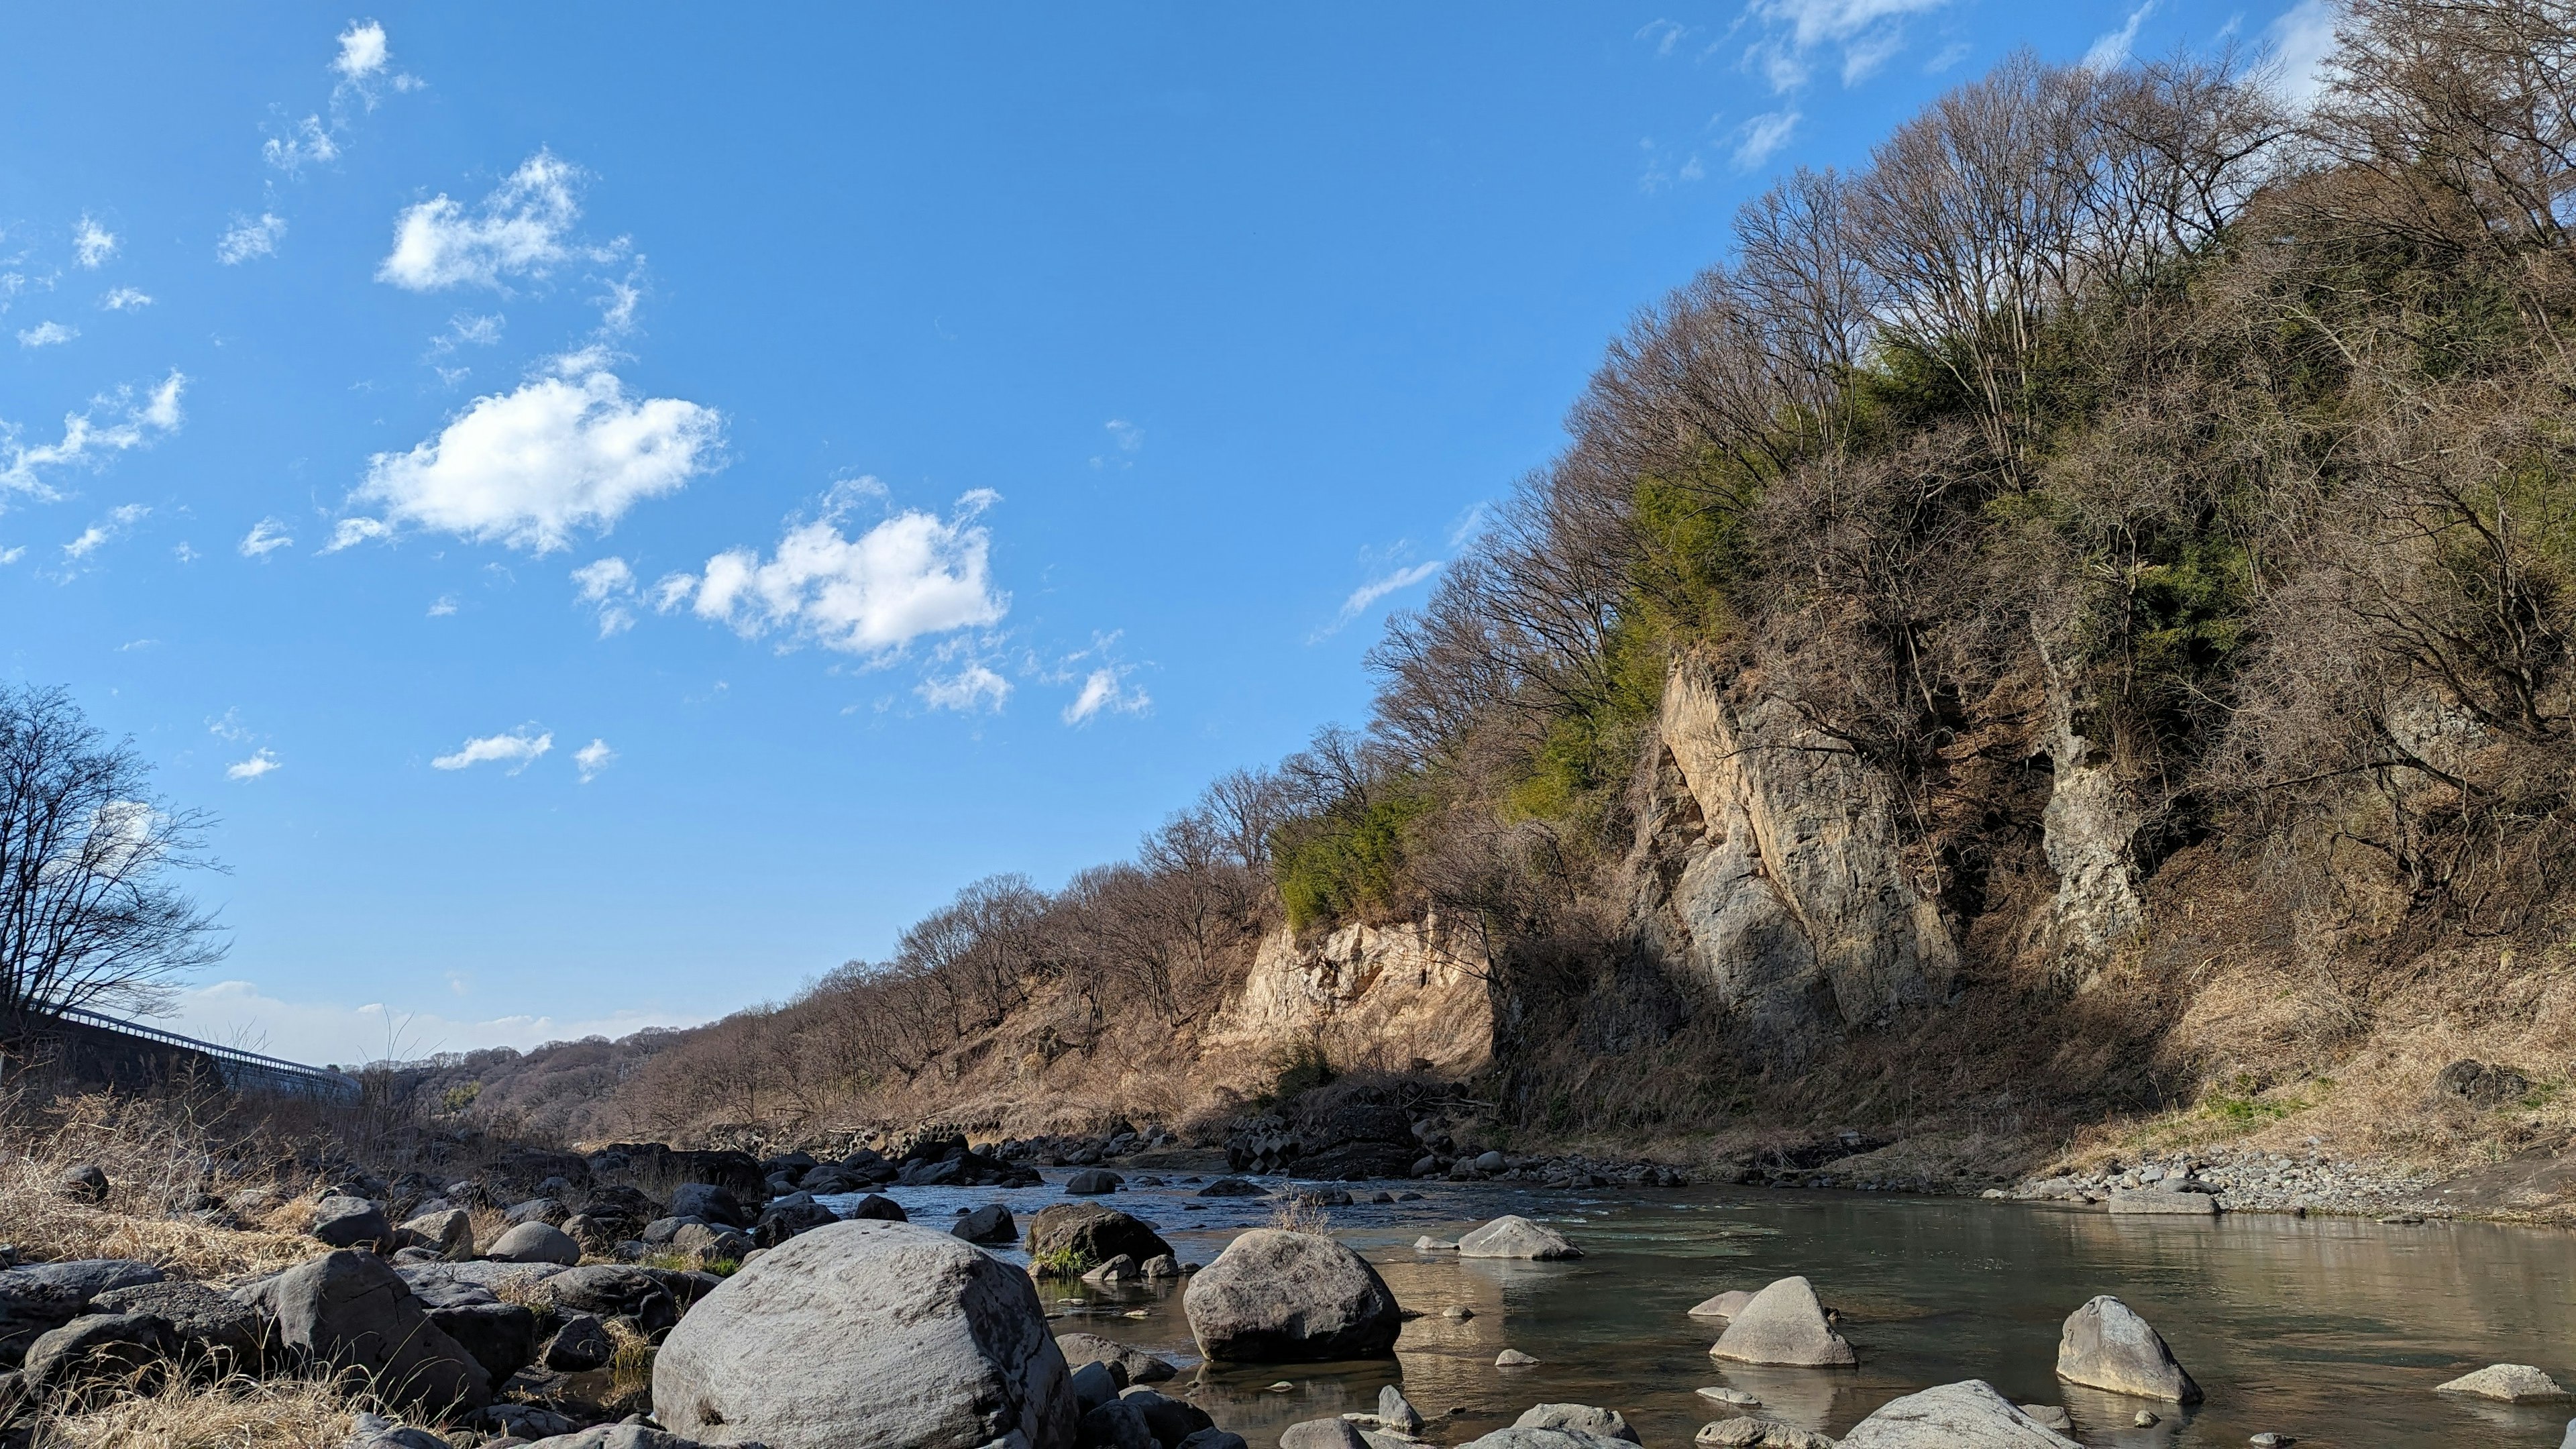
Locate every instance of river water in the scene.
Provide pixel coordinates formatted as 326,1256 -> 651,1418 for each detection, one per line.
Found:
817,1171 -> 2576,1448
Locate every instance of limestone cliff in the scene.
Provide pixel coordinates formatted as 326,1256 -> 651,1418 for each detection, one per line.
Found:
1203,918 -> 1493,1077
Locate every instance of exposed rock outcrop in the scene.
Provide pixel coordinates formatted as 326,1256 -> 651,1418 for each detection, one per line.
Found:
1208,919 -> 1493,1077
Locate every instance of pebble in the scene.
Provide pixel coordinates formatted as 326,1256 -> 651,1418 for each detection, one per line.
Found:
2135,1410 -> 2159,1426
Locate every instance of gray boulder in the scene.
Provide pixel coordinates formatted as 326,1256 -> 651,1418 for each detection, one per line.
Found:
1377,1385 -> 1424,1434
543,1265 -> 682,1333
1709,1277 -> 1855,1367
652,1220 -> 1076,1449
667,1183 -> 748,1228
2434,1363 -> 2573,1401
311,1195 -> 394,1250
400,1210 -> 476,1260
1837,1380 -> 2080,1448
8,1260 -> 164,1299
757,1194 -> 840,1248
345,1411 -> 453,1449
1458,1216 -> 1580,1260
1028,1203 -> 1174,1267
1183,1228 -> 1399,1362
847,1193 -> 909,1222
1057,1330 -> 1178,1385
486,1221 -> 584,1266
1454,1430 -> 1633,1449
234,1248 -> 490,1413
1066,1169 -> 1125,1195
955,1203 -> 1018,1244
1197,1178 -> 1267,1197
1120,1386 -> 1213,1446
470,1403 -> 580,1440
20,1311 -> 180,1397
523,1430 -> 724,1449
504,1197 -> 569,1226
91,1280 -> 266,1372
1069,1358 -> 1127,1411
1515,1405 -> 1637,1443
2055,1297 -> 2201,1402
0,1279 -> 93,1370
1279,1421 -> 1368,1449
545,1313 -> 613,1371
1688,1290 -> 1753,1320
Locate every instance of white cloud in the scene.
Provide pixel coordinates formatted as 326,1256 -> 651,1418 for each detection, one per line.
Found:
431,726 -> 553,773
217,213 -> 286,265
1743,0 -> 1951,93
0,547 -> 23,566
2085,0 -> 2157,70
574,737 -> 615,782
226,749 -> 281,781
673,493 -> 1007,659
238,519 -> 293,557
160,978 -> 695,1067
63,502 -> 150,559
1063,667 -> 1150,725
1636,18 -> 1692,56
17,321 -> 74,349
1090,418 -> 1145,469
1924,41 -> 1971,72
919,665 -> 1012,713
429,313 -> 505,356
171,542 -> 197,563
0,371 -> 184,502
324,517 -> 392,552
334,19 -> 390,81
571,555 -> 638,635
208,708 -> 252,743
2265,0 -> 2339,107
1318,558 -> 1442,637
100,287 -> 151,311
350,360 -> 722,552
427,594 -> 458,616
378,151 -> 603,292
263,114 -> 341,174
72,217 -> 117,269
1732,110 -> 1803,170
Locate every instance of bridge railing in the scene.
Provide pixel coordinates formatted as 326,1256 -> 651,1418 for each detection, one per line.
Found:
49,1006 -> 364,1104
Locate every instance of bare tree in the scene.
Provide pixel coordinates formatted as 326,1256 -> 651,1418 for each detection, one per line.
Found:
0,685 -> 225,1044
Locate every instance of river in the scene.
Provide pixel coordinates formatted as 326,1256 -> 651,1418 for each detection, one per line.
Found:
819,1171 -> 2576,1448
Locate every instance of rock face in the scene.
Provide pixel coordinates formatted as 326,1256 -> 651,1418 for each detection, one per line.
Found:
653,1220 -> 1075,1449
2434,1363 -> 2573,1401
2033,635 -> 2145,967
1514,1405 -> 1638,1443
1182,1229 -> 1400,1362
237,1249 -> 490,1413
1458,1216 -> 1580,1260
1026,1204 -> 1173,1267
1206,920 -> 1493,1086
2055,1297 -> 2201,1402
1837,1381 -> 2082,1448
1709,1277 -> 1855,1367
1629,658 -> 1958,1057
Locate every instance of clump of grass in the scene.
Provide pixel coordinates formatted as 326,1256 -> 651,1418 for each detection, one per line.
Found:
31,1371 -> 368,1448
1268,1193 -> 1334,1236
1029,1246 -> 1089,1279
604,1318 -> 656,1401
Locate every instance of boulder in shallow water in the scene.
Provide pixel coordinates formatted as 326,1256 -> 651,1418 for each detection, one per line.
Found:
1458,1216 -> 1580,1260
651,1220 -> 1075,1449
1457,1429 -> 1634,1449
1028,1203 -> 1173,1268
1280,1420 -> 1368,1449
954,1203 -> 1018,1244
1709,1277 -> 1855,1368
1183,1229 -> 1399,1362
1066,1169 -> 1125,1195
846,1193 -> 908,1222
1837,1380 -> 2080,1448
1514,1405 -> 1638,1443
2054,1296 -> 2201,1402
2434,1363 -> 2573,1401
1377,1384 -> 1424,1434
1689,1290 -> 1752,1321
1055,1330 -> 1177,1385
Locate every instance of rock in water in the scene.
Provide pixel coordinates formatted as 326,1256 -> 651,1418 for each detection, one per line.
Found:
2434,1363 -> 2573,1402
1456,1429 -> 1633,1449
1183,1229 -> 1399,1362
1065,1169 -> 1125,1195
1280,1421 -> 1369,1449
1514,1405 -> 1639,1443
235,1249 -> 490,1414
651,1220 -> 1076,1449
2054,1296 -> 2201,1403
1495,1348 -> 1540,1366
1837,1381 -> 2082,1448
1688,1290 -> 1752,1321
1026,1203 -> 1174,1267
1709,1277 -> 1856,1367
1055,1330 -> 1177,1385
1458,1216 -> 1582,1260
954,1203 -> 1017,1245
1377,1385 -> 1424,1434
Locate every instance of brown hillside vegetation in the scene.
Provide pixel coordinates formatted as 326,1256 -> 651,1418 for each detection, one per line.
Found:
410,0 -> 2576,1201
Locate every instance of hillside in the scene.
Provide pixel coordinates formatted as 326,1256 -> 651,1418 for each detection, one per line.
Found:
408,0 -> 2576,1211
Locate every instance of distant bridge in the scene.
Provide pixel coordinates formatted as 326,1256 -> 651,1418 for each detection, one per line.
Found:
34,1006 -> 363,1104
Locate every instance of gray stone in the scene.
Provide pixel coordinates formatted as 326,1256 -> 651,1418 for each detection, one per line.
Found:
1709,1277 -> 1854,1367
1028,1203 -> 1174,1267
1689,1290 -> 1753,1320
1515,1405 -> 1638,1443
469,1403 -> 580,1440
652,1220 -> 1075,1449
311,1195 -> 394,1250
20,1311 -> 180,1397
757,1194 -> 840,1248
486,1221 -> 584,1267
54,1165 -> 109,1205
2434,1363 -> 2572,1402
666,1183 -> 748,1229
2055,1296 -> 2201,1402
7,1260 -> 163,1299
1142,1253 -> 1183,1280
90,1280 -> 266,1372
504,1197 -> 568,1226
1198,1178 -> 1267,1197
1455,1430 -> 1633,1449
345,1411 -> 452,1449
847,1193 -> 908,1222
1413,1238 -> 1458,1251
1120,1386 -> 1214,1446
1837,1380 -> 2080,1448
542,1265 -> 681,1333
400,1210 -> 476,1261
545,1313 -> 612,1372
235,1248 -> 490,1413
1458,1216 -> 1580,1260
522,1430 -> 722,1449
1183,1228 -> 1400,1362
1066,1169 -> 1125,1195
1070,1358 -> 1127,1409
1057,1330 -> 1178,1385
1376,1385 -> 1423,1434
1693,1422 -> 1835,1449
422,1297 -> 536,1385
955,1203 -> 1018,1244
2106,1189 -> 2216,1216
1280,1421 -> 1368,1449
1177,1434 -> 1249,1449
1495,1349 -> 1539,1366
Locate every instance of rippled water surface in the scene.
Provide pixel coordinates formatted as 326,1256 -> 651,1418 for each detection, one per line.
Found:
820,1172 -> 2576,1448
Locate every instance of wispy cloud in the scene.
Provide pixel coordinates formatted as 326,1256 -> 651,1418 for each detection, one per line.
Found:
2265,0 -> 2339,107
378,150 -> 612,292
427,594 -> 458,617
1635,18 -> 1694,56
263,114 -> 341,174
100,287 -> 151,311
1063,667 -> 1150,725
1731,111 -> 1803,170
0,370 -> 185,503
72,217 -> 117,269
431,725 -> 553,773
920,664 -> 1012,713
574,738 -> 615,782
571,556 -> 638,635
63,502 -> 150,559
2084,0 -> 2157,70
217,213 -> 286,265
227,749 -> 281,782
1089,418 -> 1144,469
1741,0 -> 1953,93
1316,557 -> 1442,639
16,321 -> 74,349
239,518 -> 294,557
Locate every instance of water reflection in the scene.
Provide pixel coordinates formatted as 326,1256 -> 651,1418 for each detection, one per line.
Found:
818,1175 -> 2576,1447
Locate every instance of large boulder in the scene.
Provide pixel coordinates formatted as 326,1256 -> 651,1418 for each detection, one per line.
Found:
652,1220 -> 1075,1449
1688,1290 -> 1753,1321
543,1266 -> 684,1334
1065,1169 -> 1124,1195
1027,1203 -> 1174,1268
667,1183 -> 749,1229
1837,1381 -> 2080,1448
0,1260 -> 165,1370
1513,1405 -> 1637,1443
1709,1277 -> 1855,1367
90,1280 -> 266,1373
2434,1363 -> 2573,1401
955,1204 -> 1018,1245
1454,1430 -> 1633,1449
1119,1385 -> 1213,1445
1182,1228 -> 1399,1362
1280,1421 -> 1368,1449
847,1194 -> 909,1222
1458,1216 -> 1581,1260
19,1312 -> 180,1398
486,1222 -> 584,1266
234,1248 -> 490,1413
1055,1331 -> 1177,1385
2054,1296 -> 2201,1402
311,1195 -> 394,1250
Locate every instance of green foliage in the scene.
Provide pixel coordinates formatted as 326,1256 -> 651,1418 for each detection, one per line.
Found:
1267,1038 -> 1336,1103
1030,1246 -> 1090,1279
439,1081 -> 482,1114
1274,788 -> 1432,932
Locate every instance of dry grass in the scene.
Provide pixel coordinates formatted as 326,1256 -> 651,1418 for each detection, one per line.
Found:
1267,1193 -> 1335,1235
0,1087 -> 321,1279
604,1317 -> 656,1399
29,1373 -> 369,1449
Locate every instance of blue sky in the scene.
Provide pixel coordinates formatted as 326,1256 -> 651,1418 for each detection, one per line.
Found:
3,2 -> 2324,1066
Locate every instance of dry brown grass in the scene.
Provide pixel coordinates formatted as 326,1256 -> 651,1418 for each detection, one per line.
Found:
1267,1193 -> 1335,1235
0,1087 -> 321,1279
29,1373 -> 369,1449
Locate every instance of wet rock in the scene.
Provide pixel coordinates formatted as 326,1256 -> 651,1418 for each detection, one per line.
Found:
486,1222 -> 584,1267
1695,1387 -> 1761,1408
2434,1363 -> 2572,1401
2019,1405 -> 2073,1432
1029,1203 -> 1175,1267
1067,1169 -> 1126,1195
1142,1253 -> 1184,1280
652,1220 -> 1075,1449
1837,1380 -> 2080,1448
1185,1228 -> 1400,1362
1414,1238 -> 1458,1252
956,1203 -> 1019,1244
1709,1277 -> 1855,1367
1496,1349 -> 1540,1366
1199,1179 -> 1268,1198
1057,1330 -> 1178,1385
1515,1404 -> 1639,1443
2055,1296 -> 2201,1402
1083,1254 -> 1142,1287
1377,1385 -> 1424,1434
1458,1216 -> 1580,1260
1689,1290 -> 1753,1321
